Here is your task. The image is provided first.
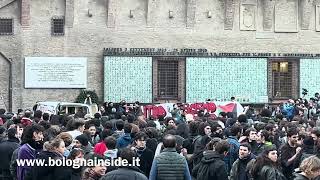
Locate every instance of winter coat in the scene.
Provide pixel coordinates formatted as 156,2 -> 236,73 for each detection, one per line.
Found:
10,148 -> 19,180
254,165 -> 286,180
17,144 -> 37,180
0,137 -> 20,180
280,143 -> 301,180
229,154 -> 256,180
293,173 -> 309,180
134,147 -> 154,177
25,151 -> 72,180
192,151 -> 228,180
224,136 -> 240,173
100,166 -> 148,180
116,133 -> 132,149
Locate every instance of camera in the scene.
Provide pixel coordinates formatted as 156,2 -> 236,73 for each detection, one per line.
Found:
302,88 -> 308,96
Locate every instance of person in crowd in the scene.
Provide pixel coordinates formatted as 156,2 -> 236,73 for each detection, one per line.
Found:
66,119 -> 85,139
81,154 -> 107,180
230,143 -> 256,180
255,130 -> 273,155
63,148 -> 84,180
112,120 -> 124,139
192,139 -> 229,180
279,127 -> 302,180
294,156 -> 320,180
101,148 -> 148,180
20,110 -> 33,127
239,127 -> 258,155
224,124 -> 241,173
116,123 -> 132,149
103,136 -> 118,173
192,122 -> 212,167
165,117 -> 177,129
131,132 -> 154,177
57,132 -> 73,157
251,145 -> 286,180
149,134 -> 191,180
0,128 -> 20,180
33,110 -> 42,124
300,136 -> 315,163
84,123 -> 99,146
93,130 -> 109,156
26,137 -> 66,180
74,134 -> 91,158
17,124 -> 44,180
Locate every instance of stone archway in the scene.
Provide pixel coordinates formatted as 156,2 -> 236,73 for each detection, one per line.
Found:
0,52 -> 11,112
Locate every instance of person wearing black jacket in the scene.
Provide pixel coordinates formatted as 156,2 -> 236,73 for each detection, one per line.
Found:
279,128 -> 301,180
192,140 -> 229,180
0,128 -> 20,180
131,132 -> 154,177
26,138 -> 70,180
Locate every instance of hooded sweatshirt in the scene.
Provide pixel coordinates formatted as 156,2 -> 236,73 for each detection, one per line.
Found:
192,151 -> 228,180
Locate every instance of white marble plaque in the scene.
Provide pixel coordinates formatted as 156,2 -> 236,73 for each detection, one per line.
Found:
275,0 -> 298,32
240,0 -> 257,31
25,57 -> 87,88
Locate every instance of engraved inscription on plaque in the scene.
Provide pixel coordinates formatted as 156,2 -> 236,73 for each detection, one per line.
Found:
25,57 -> 87,88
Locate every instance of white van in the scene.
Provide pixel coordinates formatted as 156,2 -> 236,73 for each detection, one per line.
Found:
33,101 -> 98,117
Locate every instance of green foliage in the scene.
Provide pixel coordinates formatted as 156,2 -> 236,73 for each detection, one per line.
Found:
75,90 -> 99,104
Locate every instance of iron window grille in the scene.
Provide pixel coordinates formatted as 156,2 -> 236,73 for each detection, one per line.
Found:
268,59 -> 299,100
51,17 -> 65,36
0,18 -> 13,35
156,57 -> 179,99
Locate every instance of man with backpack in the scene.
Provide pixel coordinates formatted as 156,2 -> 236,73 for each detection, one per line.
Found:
192,140 -> 229,180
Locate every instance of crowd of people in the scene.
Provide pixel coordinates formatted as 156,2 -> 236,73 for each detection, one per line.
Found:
1,95 -> 320,180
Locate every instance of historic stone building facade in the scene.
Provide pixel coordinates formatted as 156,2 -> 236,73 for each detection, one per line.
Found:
1,0 -> 320,111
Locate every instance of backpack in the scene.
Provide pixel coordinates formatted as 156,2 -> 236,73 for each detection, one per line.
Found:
194,162 -> 210,180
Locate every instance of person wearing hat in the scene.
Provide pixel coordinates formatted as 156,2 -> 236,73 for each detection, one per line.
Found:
74,134 -> 91,158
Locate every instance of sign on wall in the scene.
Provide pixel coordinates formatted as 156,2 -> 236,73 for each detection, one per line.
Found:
25,57 -> 87,88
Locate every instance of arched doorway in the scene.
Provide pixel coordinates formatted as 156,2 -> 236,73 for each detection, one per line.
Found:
0,52 -> 12,112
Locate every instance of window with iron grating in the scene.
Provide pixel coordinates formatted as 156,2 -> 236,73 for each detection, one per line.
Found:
156,57 -> 180,99
51,17 -> 65,36
269,59 -> 299,99
0,18 -> 13,35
